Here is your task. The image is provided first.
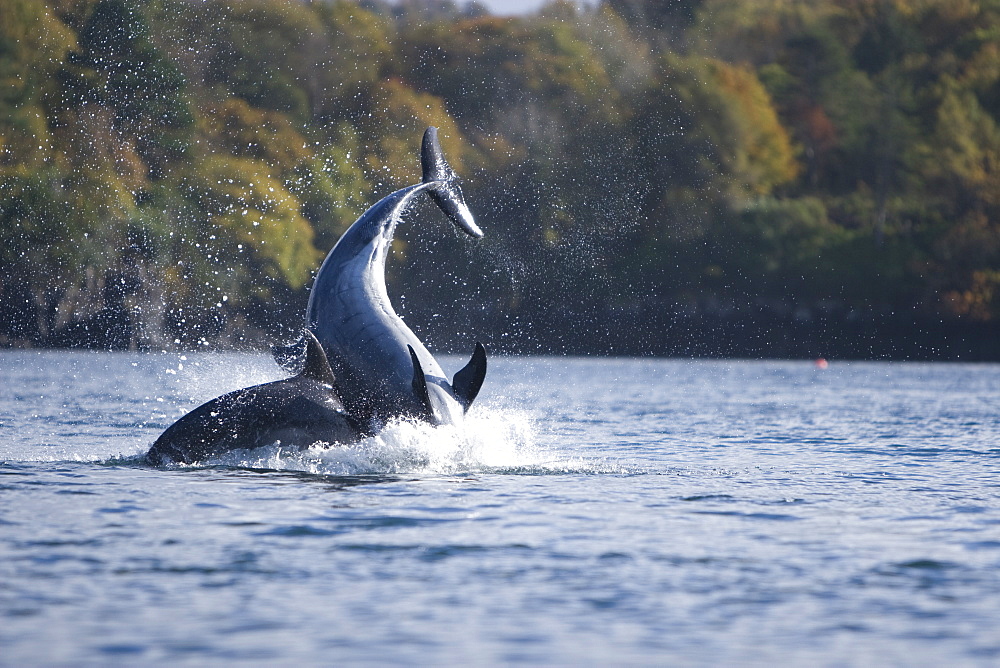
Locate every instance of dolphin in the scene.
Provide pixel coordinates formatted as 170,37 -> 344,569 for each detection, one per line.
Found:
146,331 -> 361,465
303,127 -> 487,432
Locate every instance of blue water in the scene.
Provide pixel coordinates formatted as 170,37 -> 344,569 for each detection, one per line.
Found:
1,350 -> 999,665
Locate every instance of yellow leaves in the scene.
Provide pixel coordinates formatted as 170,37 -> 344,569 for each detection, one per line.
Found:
742,195 -> 846,271
653,54 -> 799,201
185,155 -> 320,289
21,104 -> 147,232
203,98 -> 310,172
696,0 -> 842,63
286,124 -> 371,245
0,0 -> 77,81
941,270 -> 1000,321
707,59 -> 801,194
55,105 -> 148,195
401,14 -> 619,127
961,40 -> 1000,91
930,84 -> 1000,206
933,211 -> 1000,319
539,202 -> 575,246
466,131 -> 527,172
0,0 -> 77,170
0,104 -> 53,171
522,19 -> 615,107
363,79 -> 465,186
914,0 -> 980,26
213,0 -> 325,45
313,0 -> 393,82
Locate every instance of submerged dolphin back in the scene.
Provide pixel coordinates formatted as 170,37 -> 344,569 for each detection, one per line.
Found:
147,332 -> 358,465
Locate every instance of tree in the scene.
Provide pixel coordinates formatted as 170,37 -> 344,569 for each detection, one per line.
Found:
67,0 -> 193,177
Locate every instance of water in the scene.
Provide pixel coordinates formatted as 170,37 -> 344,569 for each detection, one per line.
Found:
1,351 -> 999,666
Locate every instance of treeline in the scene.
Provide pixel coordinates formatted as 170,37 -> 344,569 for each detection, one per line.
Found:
1,0 -> 998,358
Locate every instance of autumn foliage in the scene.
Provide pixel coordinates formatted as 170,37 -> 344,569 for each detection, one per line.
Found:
1,0 -> 998,355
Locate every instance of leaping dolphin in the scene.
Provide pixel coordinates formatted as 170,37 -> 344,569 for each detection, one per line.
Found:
304,127 -> 487,432
146,331 -> 360,465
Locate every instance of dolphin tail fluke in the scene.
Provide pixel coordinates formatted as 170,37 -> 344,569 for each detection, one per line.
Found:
452,342 -> 487,411
421,127 -> 483,238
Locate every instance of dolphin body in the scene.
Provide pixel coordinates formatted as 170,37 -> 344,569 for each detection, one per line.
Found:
146,128 -> 486,465
304,127 -> 487,432
146,332 -> 360,465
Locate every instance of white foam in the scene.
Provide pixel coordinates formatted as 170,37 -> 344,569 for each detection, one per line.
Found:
205,407 -> 548,475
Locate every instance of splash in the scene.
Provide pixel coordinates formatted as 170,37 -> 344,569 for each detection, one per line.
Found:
201,407 -> 544,475
120,353 -> 640,476
174,405 -> 640,476
157,352 -> 282,408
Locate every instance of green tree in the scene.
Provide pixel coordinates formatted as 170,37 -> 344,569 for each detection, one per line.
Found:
66,0 -> 193,177
0,0 -> 77,171
181,155 -> 321,294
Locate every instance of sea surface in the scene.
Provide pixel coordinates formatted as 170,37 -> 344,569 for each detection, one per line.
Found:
1,350 -> 999,666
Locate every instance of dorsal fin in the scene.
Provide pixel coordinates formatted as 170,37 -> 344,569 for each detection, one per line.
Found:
300,330 -> 336,385
452,342 -> 487,411
407,345 -> 434,420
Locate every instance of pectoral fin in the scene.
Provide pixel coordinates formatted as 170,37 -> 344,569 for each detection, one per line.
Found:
452,342 -> 487,411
